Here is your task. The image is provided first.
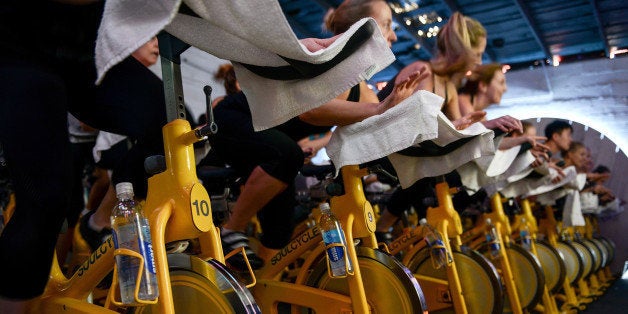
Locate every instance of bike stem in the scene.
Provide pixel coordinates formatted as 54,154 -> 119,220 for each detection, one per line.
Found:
426,180 -> 468,314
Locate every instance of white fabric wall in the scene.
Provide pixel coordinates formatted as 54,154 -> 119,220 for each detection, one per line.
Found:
486,57 -> 628,274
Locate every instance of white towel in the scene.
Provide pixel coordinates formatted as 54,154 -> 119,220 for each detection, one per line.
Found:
456,137 -> 523,194
562,190 -> 585,227
96,0 -> 395,130
387,114 -> 495,188
499,165 -> 583,200
523,166 -> 579,197
580,191 -> 599,214
505,153 -> 537,183
325,90 -> 442,172
481,150 -> 536,196
534,188 -> 570,206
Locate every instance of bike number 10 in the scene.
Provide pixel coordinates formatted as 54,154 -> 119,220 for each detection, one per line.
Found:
190,183 -> 212,232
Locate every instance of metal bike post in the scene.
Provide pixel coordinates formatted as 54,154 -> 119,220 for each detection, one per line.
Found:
158,32 -> 191,122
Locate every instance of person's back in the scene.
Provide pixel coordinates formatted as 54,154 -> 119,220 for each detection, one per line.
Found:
0,3 -> 169,312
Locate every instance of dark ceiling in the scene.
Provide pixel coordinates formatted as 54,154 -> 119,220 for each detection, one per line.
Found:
279,0 -> 628,82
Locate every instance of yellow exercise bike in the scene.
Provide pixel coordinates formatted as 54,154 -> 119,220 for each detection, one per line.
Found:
386,178 -> 504,314
25,32 -> 261,313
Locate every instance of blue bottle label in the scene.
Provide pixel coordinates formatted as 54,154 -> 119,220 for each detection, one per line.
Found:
486,234 -> 501,252
138,221 -> 157,275
322,230 -> 344,262
326,246 -> 344,262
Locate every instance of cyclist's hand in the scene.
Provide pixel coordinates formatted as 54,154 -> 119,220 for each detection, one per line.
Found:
379,68 -> 431,113
548,162 -> 566,184
453,111 -> 486,130
300,34 -> 341,52
482,115 -> 522,133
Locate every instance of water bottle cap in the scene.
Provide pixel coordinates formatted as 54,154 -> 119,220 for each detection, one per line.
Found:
319,202 -> 331,211
419,218 -> 427,226
115,182 -> 134,197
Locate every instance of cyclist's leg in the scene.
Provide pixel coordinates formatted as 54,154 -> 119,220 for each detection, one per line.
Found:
73,56 -> 168,250
56,140 -> 94,266
0,57 -> 72,306
376,177 -> 432,234
209,109 -> 303,268
256,182 -> 298,261
85,166 -> 110,212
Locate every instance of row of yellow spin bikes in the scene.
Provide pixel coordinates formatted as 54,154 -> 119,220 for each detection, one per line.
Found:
291,165 -> 617,314
378,183 -> 617,314
0,32 -> 617,313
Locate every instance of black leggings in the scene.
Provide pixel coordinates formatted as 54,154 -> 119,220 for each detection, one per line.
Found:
209,105 -> 304,249
68,141 -> 96,228
0,55 -> 166,299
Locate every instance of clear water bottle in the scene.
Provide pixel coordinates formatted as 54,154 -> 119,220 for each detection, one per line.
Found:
319,202 -> 353,277
419,218 -> 452,269
111,182 -> 159,304
485,218 -> 501,260
519,218 -> 532,251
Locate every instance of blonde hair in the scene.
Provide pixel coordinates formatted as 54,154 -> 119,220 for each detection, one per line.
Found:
458,63 -> 502,96
431,12 -> 486,76
324,0 -> 386,34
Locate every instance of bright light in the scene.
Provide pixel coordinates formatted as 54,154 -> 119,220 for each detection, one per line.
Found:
375,81 -> 388,91
610,46 -> 628,59
552,55 -> 561,67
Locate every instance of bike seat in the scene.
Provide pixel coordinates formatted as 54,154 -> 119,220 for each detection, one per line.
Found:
300,164 -> 335,180
197,166 -> 240,182
238,22 -> 375,80
197,166 -> 241,196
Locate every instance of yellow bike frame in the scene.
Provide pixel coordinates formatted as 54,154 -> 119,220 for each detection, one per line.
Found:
462,193 -> 524,314
253,165 -> 424,314
512,199 -> 560,314
29,118 -> 227,313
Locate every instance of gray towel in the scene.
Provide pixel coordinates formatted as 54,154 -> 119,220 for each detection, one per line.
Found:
388,115 -> 495,188
326,91 -> 442,172
96,0 -> 394,130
